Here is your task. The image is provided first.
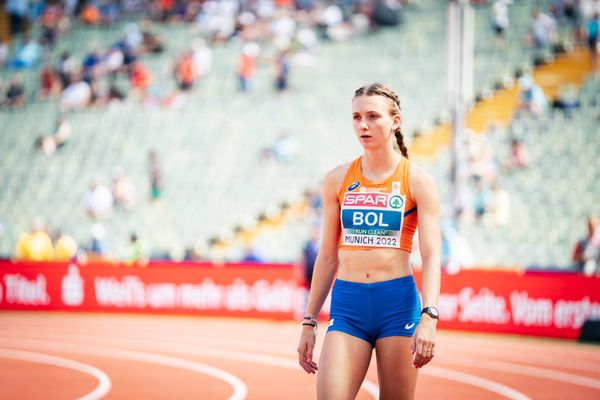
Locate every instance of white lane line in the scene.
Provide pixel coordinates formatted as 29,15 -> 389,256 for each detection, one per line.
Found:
0,319 -> 298,347
0,335 -> 378,399
0,326 -> 295,355
360,379 -> 379,399
447,358 -> 600,390
35,332 -> 531,400
424,367 -> 531,400
440,342 -> 600,373
441,336 -> 600,360
0,339 -> 247,400
1,327 -> 554,400
367,355 -> 531,399
0,347 -> 112,400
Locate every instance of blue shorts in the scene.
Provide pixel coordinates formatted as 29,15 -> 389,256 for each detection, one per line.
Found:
327,275 -> 421,347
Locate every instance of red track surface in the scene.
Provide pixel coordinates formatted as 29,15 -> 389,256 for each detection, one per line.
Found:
1,312 -> 599,399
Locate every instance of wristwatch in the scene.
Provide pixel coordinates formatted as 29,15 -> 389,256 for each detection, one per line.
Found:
421,306 -> 439,319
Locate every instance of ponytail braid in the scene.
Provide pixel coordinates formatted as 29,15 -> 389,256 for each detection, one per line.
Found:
354,82 -> 409,159
395,129 -> 409,159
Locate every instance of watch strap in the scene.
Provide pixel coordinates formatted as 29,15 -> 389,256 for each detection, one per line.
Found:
421,306 -> 439,319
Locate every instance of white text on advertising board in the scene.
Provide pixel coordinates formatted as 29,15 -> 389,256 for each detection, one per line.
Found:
94,276 -> 302,312
439,287 -> 600,329
2,274 -> 51,305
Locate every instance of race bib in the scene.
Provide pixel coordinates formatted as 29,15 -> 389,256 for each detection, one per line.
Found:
340,192 -> 405,248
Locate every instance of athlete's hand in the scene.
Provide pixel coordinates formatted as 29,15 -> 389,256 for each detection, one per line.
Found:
411,316 -> 436,368
297,325 -> 318,374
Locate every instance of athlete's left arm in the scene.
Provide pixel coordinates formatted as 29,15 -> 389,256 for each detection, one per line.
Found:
409,163 -> 441,369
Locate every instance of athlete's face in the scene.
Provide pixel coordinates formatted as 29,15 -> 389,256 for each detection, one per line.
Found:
351,95 -> 400,149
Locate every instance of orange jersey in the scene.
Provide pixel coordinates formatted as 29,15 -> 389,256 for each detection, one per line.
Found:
337,156 -> 417,252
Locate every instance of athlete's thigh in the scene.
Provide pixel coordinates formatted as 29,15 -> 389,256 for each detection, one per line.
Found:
317,331 -> 373,400
375,336 -> 418,400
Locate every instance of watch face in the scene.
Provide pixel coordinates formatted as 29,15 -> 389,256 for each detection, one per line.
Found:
424,307 -> 439,318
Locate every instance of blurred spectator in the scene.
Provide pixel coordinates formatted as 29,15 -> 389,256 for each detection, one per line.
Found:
270,9 -> 296,42
317,3 -> 344,40
141,20 -> 165,53
39,1 -> 65,47
7,0 -> 29,36
238,42 -> 259,92
4,74 -> 26,109
0,39 -> 8,69
60,76 -> 92,112
124,22 -> 143,53
35,115 -> 70,156
100,0 -> 120,27
274,49 -> 291,92
573,216 -> 600,275
8,36 -> 42,70
473,177 -> 492,224
148,151 -> 163,203
490,183 -> 511,226
194,0 -> 238,42
508,138 -> 529,169
585,12 -> 600,77
491,0 -> 511,47
56,50 -> 77,90
105,84 -> 126,105
81,3 -> 102,25
174,50 -> 198,91
371,0 -> 402,28
517,73 -> 548,116
464,131 -> 498,182
301,227 -> 320,289
82,48 -> 103,84
260,132 -> 298,164
35,134 -> 57,156
89,223 -> 110,257
529,8 -> 558,48
306,187 -> 323,216
551,84 -> 580,118
586,12 -> 599,52
14,220 -> 55,261
54,231 -> 78,261
84,180 -> 114,220
158,0 -> 176,22
111,166 -> 137,210
104,47 -> 125,78
441,222 -> 474,274
184,240 -> 207,261
65,0 -> 79,17
54,116 -> 71,146
191,38 -> 213,77
37,63 -> 60,100
126,233 -> 150,266
130,61 -> 152,100
241,243 -> 264,263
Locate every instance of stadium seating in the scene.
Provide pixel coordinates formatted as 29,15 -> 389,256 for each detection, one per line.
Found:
0,0 -> 592,269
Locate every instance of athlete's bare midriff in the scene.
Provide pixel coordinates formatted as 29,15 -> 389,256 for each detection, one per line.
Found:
337,248 -> 413,283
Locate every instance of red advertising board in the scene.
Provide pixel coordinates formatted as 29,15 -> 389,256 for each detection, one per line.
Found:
436,270 -> 600,339
1,260 -> 599,339
0,260 -> 304,320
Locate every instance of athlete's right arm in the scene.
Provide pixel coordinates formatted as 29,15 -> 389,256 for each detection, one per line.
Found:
305,167 -> 343,318
297,165 -> 344,374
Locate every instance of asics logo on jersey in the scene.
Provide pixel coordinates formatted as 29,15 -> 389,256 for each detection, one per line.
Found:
348,181 -> 361,191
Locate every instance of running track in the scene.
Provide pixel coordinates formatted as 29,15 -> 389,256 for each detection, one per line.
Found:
1,312 -> 599,399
